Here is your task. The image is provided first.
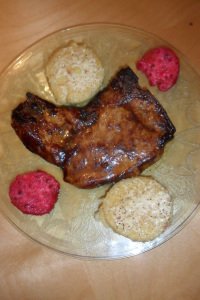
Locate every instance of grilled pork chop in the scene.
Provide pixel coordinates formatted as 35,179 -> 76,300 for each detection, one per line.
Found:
11,67 -> 175,188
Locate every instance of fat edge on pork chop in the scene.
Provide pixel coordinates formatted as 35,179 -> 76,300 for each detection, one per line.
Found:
11,67 -> 176,188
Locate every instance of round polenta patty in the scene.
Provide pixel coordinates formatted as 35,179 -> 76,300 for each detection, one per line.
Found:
99,176 -> 173,242
46,41 -> 104,105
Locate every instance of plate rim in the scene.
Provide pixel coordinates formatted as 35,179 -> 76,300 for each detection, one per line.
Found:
0,22 -> 200,259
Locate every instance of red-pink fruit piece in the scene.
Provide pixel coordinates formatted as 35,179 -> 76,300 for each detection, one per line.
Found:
136,47 -> 180,91
9,170 -> 60,215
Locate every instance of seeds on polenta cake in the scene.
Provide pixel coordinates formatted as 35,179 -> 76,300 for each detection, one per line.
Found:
46,41 -> 104,105
98,176 -> 173,242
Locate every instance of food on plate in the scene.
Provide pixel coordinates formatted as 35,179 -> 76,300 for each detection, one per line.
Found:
46,41 -> 104,105
11,67 -> 176,189
9,170 -> 60,215
98,176 -> 173,241
136,46 -> 180,91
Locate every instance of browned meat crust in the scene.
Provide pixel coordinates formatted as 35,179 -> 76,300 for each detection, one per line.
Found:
11,67 -> 175,188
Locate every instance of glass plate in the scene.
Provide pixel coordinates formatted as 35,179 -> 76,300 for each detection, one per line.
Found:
0,24 -> 200,259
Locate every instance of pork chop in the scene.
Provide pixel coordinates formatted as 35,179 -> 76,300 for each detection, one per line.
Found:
11,67 -> 175,188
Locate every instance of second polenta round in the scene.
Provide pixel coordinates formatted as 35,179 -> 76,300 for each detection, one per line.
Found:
99,176 -> 173,242
46,41 -> 104,105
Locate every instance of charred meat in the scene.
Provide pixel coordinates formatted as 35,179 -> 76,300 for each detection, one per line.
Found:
11,67 -> 175,188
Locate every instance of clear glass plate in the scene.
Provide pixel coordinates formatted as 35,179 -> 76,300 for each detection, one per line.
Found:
0,24 -> 200,259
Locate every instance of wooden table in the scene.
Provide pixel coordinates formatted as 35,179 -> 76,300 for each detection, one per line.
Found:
0,1 -> 200,299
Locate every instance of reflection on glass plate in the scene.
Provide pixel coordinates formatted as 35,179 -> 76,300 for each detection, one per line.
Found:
0,24 -> 200,259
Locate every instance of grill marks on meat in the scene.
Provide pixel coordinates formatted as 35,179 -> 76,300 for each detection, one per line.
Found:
11,67 -> 175,188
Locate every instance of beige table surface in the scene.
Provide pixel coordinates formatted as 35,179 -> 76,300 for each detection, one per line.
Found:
0,0 -> 200,299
